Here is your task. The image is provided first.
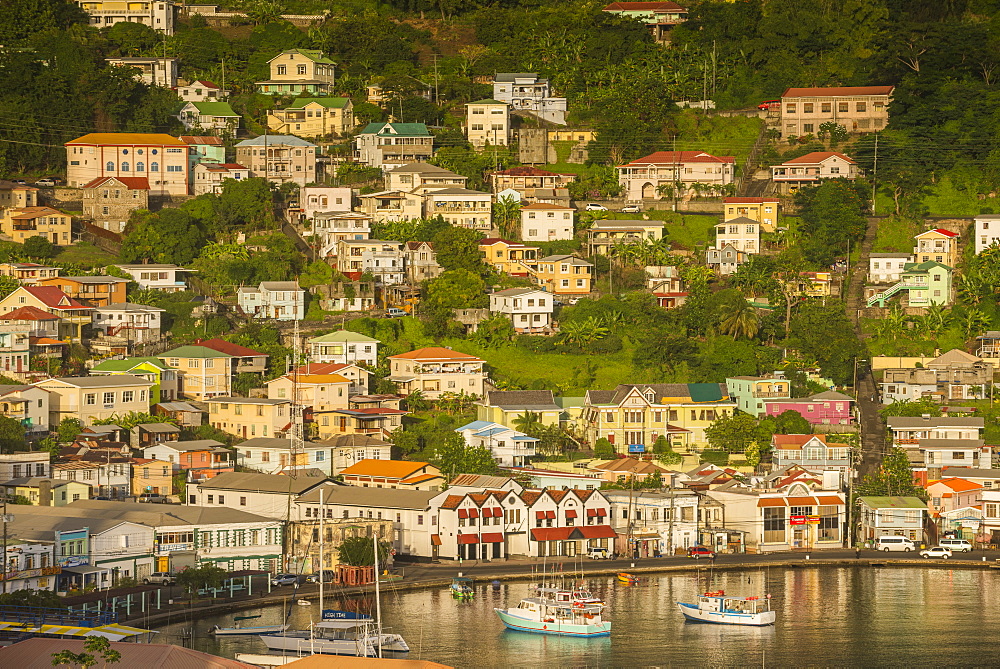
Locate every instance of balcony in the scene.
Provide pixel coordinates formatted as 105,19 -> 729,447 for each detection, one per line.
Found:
753,391 -> 788,398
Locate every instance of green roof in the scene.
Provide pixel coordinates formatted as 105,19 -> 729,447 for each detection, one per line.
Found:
467,99 -> 507,105
688,383 -> 724,402
359,122 -> 431,137
308,330 -> 379,344
190,101 -> 239,117
161,345 -> 232,359
903,261 -> 952,273
289,97 -> 350,109
91,356 -> 169,372
856,496 -> 927,509
286,49 -> 335,65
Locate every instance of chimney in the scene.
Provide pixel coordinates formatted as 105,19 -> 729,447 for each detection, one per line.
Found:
38,479 -> 52,507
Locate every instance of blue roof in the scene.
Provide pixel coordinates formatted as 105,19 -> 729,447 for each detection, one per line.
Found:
511,435 -> 538,442
456,420 -> 494,432
235,135 -> 317,147
473,427 -> 507,438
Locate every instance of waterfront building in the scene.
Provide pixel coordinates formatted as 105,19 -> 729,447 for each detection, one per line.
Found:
605,489 -> 700,557
189,472 -> 328,521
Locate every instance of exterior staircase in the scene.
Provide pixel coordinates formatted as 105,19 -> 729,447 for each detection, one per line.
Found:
865,281 -> 924,308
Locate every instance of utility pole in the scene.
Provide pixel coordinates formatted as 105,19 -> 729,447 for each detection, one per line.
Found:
431,54 -> 440,104
1,495 -> 9,594
667,485 -> 675,557
871,133 -> 878,214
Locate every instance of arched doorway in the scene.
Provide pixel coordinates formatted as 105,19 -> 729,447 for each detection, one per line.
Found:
641,182 -> 655,199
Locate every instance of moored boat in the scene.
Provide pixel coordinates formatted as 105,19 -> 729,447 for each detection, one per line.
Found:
494,596 -> 611,637
677,591 -> 776,626
451,576 -> 475,599
213,614 -> 289,636
617,573 -> 639,585
259,620 -> 410,656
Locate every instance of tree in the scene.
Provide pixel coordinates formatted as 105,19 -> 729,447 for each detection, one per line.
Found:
424,269 -> 488,311
56,417 -> 82,443
594,437 -> 615,459
0,415 -> 25,453
432,226 -> 486,274
773,410 -> 811,435
492,195 -> 521,240
23,235 -> 55,259
120,209 -> 206,265
559,317 -> 610,347
93,412 -> 175,432
704,413 -> 759,453
787,302 -> 865,385
512,411 -> 541,433
717,296 -> 760,339
469,314 -> 514,349
176,563 -> 227,595
880,397 -> 941,419
652,435 -> 681,465
433,433 -> 498,475
0,275 -> 19,301
794,180 -> 869,267
51,636 -> 121,669
856,447 -> 925,498
337,535 -> 391,567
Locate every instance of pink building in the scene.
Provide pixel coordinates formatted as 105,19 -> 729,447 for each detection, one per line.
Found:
926,478 -> 983,517
763,390 -> 854,426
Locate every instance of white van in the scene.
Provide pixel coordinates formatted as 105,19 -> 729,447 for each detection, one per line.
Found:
939,538 -> 973,553
877,536 -> 916,552
587,546 -> 612,560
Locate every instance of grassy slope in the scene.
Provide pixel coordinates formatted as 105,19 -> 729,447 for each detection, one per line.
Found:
872,216 -> 920,254
56,242 -> 119,268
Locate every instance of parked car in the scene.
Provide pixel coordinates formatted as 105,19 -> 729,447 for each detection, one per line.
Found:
585,203 -> 608,211
687,546 -> 716,559
137,493 -> 167,503
34,178 -> 57,187
939,538 -> 973,552
919,546 -> 953,559
620,204 -> 642,213
306,570 -> 336,583
757,100 -> 780,110
271,573 -> 301,586
587,547 -> 612,560
144,572 -> 175,586
384,307 -> 407,318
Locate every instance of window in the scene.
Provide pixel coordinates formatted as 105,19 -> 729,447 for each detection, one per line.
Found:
121,162 -> 129,172
106,161 -> 114,171
763,507 -> 785,543
838,102 -> 849,112
856,102 -> 867,112
151,162 -> 159,172
136,162 -> 144,172
85,393 -> 96,405
103,392 -> 114,405
122,391 -> 134,403
297,64 -> 307,75
240,496 -> 247,506
803,124 -> 814,133
277,65 -> 286,75
803,103 -> 813,113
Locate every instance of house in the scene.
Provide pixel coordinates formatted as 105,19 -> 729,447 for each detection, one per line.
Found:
913,228 -> 960,267
0,452 -> 50,481
311,211 -> 371,256
489,288 -> 554,334
237,281 -> 305,321
455,420 -> 537,467
404,241 -> 443,283
232,437 -> 335,476
779,85 -> 893,139
354,122 -> 434,168
256,49 -> 336,95
0,262 -> 59,285
356,190 -> 424,223
423,188 -> 493,230
181,135 -> 225,178
974,214 -> 1000,255
366,77 -> 432,105
916,439 -> 990,472
0,307 -> 60,361
294,362 -> 372,396
926,478 -> 983,517
0,286 -> 93,340
195,338 -> 268,374
313,278 -> 375,312
785,271 -> 836,298
0,319 -> 30,376
296,186 -> 355,221
602,1 -> 688,42
725,376 -> 791,417
520,203 -> 575,242
583,383 -> 737,452
307,330 -> 379,366
188,471 -> 327,518
322,405 -> 408,440
722,197 -> 780,232
34,375 -> 153,424
586,219 -> 664,255
177,101 -> 240,133
866,261 -> 952,308
477,390 -> 562,428
114,264 -> 192,292
267,97 -> 354,138
480,238 -> 539,276
81,176 -> 149,233
192,163 -> 250,196
130,458 -> 174,496
715,216 -> 759,254
91,302 -> 165,343
606,488 -> 700,556
154,400 -> 204,428
532,254 -> 593,295
206,398 -> 290,441
616,151 -> 735,201
52,459 -> 131,499
0,207 -> 72,245
0,385 -> 51,434
868,253 -> 913,284
856,495 -> 927,543
334,240 -> 407,284
320,433 -> 393,474
65,133 -> 190,196
143,439 -> 230,478
266,371 -> 351,416
161,345 -> 233,400
234,135 -> 318,187
176,79 -> 228,101
588,457 -> 670,483
648,266 -> 687,308
770,152 -> 860,193
886,415 -> 984,447
132,423 -> 180,449
488,166 -> 576,204
340,459 -> 443,491
0,478 -> 90,506
763,390 -> 854,427
36,276 -> 128,308
771,434 -> 851,472
76,0 -> 175,34
0,180 -> 38,210
106,56 -> 178,87
492,73 -> 567,125
385,163 -> 468,193
466,99 -> 510,147
880,349 -> 992,404
89,356 -> 178,404
387,347 -> 488,400
705,244 -> 748,275
516,489 -> 615,558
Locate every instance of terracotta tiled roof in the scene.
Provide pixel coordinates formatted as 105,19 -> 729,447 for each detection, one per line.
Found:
772,434 -> 827,447
0,306 -> 59,321
547,489 -> 568,502
440,494 -> 464,509
81,176 -> 150,190
782,86 -> 894,97
389,347 -> 482,361
521,490 -> 543,505
930,477 -> 983,493
196,338 -> 265,357
620,151 -> 735,167
782,151 -> 855,165
67,133 -> 186,146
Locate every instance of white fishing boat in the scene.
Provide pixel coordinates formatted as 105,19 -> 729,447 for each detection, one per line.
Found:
535,586 -> 604,608
494,596 -> 611,637
259,620 -> 410,656
677,591 -> 776,626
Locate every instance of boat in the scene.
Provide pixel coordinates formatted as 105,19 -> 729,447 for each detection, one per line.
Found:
617,573 -> 639,585
259,620 -> 410,656
677,591 -> 776,626
494,595 -> 611,637
451,577 -> 475,599
536,586 -> 604,607
297,600 -> 311,606
213,614 -> 290,636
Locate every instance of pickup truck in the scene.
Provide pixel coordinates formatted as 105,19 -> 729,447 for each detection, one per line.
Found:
144,572 -> 176,585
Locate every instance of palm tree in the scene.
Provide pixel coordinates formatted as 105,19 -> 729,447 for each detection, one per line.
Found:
560,317 -> 610,347
717,298 -> 760,339
961,308 -> 991,338
492,195 -> 521,240
919,304 -> 952,336
512,411 -> 541,433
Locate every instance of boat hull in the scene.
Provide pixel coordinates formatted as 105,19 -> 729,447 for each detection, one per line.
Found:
213,624 -> 288,636
494,609 -> 611,637
677,602 -> 776,626
259,632 -> 409,655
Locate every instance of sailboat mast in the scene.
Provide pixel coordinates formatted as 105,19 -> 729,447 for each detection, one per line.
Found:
319,482 -> 325,613
374,531 -> 382,658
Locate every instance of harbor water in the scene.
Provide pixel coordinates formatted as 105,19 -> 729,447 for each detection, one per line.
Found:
153,566 -> 999,666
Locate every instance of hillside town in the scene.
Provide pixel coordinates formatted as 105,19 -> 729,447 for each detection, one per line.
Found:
0,0 -> 997,665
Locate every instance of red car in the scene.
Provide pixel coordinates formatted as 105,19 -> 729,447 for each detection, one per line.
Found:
757,100 -> 779,111
687,546 -> 716,559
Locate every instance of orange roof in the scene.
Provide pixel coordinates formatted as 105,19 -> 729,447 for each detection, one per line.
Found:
403,473 -> 442,485
782,151 -> 856,165
289,373 -> 351,385
757,498 -> 787,507
389,347 -> 483,362
8,207 -> 64,219
341,459 -> 432,479
930,477 -> 983,493
772,434 -> 827,447
782,86 -> 894,97
66,133 -> 186,146
440,494 -> 464,509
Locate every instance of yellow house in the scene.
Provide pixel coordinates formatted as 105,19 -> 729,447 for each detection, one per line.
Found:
586,219 -> 664,256
476,389 -> 562,428
480,238 -> 540,275
205,397 -> 291,441
583,383 -> 736,453
0,207 -> 72,245
0,478 -> 90,506
533,254 -> 593,295
784,271 -> 834,298
723,197 -> 781,232
256,49 -> 336,95
267,98 -> 355,138
913,228 -> 960,267
131,458 -> 173,496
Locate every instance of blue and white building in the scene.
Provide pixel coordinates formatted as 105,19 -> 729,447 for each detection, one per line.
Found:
456,420 -> 538,467
238,281 -> 305,321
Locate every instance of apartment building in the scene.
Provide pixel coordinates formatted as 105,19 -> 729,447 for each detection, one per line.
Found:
387,347 -> 488,399
466,99 -> 510,147
723,197 -> 780,232
205,397 -> 290,441
489,288 -> 554,334
160,345 -> 232,400
334,240 -> 406,284
492,73 -> 567,124
77,0 -> 175,34
234,136 -> 318,187
267,97 -> 354,138
779,85 -> 893,139
715,216 -> 759,254
34,375 -> 153,424
616,150 -> 735,200
520,203 -> 574,242
65,133 -> 189,196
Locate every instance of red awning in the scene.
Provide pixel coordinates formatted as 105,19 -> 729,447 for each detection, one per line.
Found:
565,509 -> 578,518
431,534 -> 442,546
535,511 -> 546,520
530,527 -> 574,542
481,533 -> 504,543
458,509 -> 469,518
586,508 -> 598,517
468,509 -> 479,518
491,507 -> 503,518
546,510 -> 556,519
578,525 -> 616,539
597,508 -> 607,517
481,507 -> 492,518
457,534 -> 479,545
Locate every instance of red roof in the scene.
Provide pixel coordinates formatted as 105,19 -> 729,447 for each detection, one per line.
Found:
724,197 -> 780,204
782,86 -> 894,98
603,1 -> 686,9
81,176 -> 150,190
191,79 -> 220,88
620,151 -> 735,167
772,434 -> 827,447
219,163 -> 247,170
195,338 -> 265,358
180,136 -> 224,145
782,151 -> 856,165
0,305 -> 59,321
490,166 -> 574,177
389,347 -> 482,361
930,477 -> 983,493
22,286 -> 90,311
922,228 -> 960,238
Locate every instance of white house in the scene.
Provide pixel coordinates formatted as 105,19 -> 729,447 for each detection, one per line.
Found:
176,79 -> 228,102
489,288 -> 554,334
492,73 -> 567,125
297,186 -> 355,221
106,56 -> 178,87
91,303 -> 165,343
616,150 -> 735,200
236,436 -> 337,477
974,214 -> 1000,255
455,420 -> 537,467
114,265 -> 193,292
311,211 -> 372,257
0,451 -> 50,479
238,281 -> 305,321
715,216 -> 759,254
520,203 -> 575,242
771,151 -> 861,193
465,99 -> 510,147
187,471 -> 328,520
192,163 -> 250,196
176,101 -> 240,133
0,541 -> 57,592
307,330 -> 379,366
320,433 -> 393,473
423,188 -> 493,231
605,489 -> 700,557
868,253 -> 913,284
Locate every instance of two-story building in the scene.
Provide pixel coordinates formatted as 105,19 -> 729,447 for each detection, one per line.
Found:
880,349 -> 991,404
107,56 -> 178,87
387,347 -> 488,400
311,211 -> 372,257
81,176 -> 148,233
65,133 -> 190,196
234,437 -> 334,477
605,488 -> 699,557
334,240 -> 407,284
177,101 -> 240,134
114,264 -> 192,292
196,338 -> 269,375
34,375 -> 153,424
160,345 -> 232,400
256,49 -> 336,95
913,228 -> 960,267
771,151 -> 861,194
354,122 -> 434,168
477,389 -> 562,428
176,79 -> 228,101
779,85 -> 893,139
206,397 -> 290,441
267,97 -> 354,138
465,99 -> 510,147
532,254 -> 594,295
868,253 -> 913,284
616,150 -> 735,201
520,203 -> 575,242
192,163 -> 251,196
722,197 -> 780,232
237,281 -> 305,321
866,261 -> 953,308
974,214 -> 1000,255
0,286 -> 93,340
234,135 -> 318,187
77,0 -> 176,34
926,477 -> 982,518
0,207 -> 72,246
89,356 -> 178,404
715,216 -> 759,255
0,385 -> 51,434
296,186 -> 355,221
857,495 -> 927,543
423,188 -> 493,230
142,439 -> 230,479
307,330 -> 379,367
492,73 -> 567,125
601,1 -> 688,42
771,434 -> 851,472
455,420 -> 537,467
340,459 -> 443,491
0,262 -> 58,285
404,241 -> 442,284
725,376 -> 791,417
37,276 -> 127,308
488,166 -> 576,203
489,288 -> 554,334
586,219 -> 664,256
763,391 -> 854,427
91,302 -> 165,343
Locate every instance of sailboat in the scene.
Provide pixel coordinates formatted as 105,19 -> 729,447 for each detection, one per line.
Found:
212,614 -> 289,636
